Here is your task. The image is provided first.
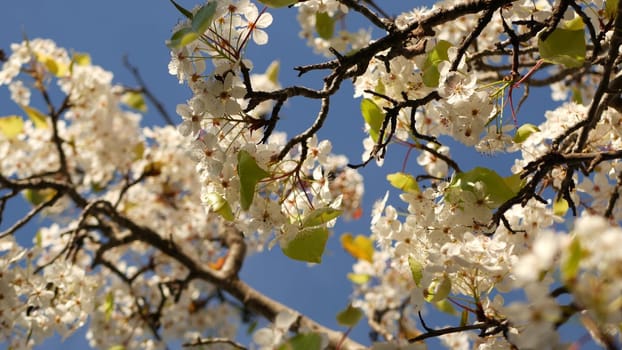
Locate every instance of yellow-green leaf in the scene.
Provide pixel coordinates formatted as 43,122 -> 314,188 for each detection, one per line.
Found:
425,275 -> 451,302
265,60 -> 280,84
315,12 -> 335,40
606,0 -> 619,21
553,197 -> 569,216
73,52 -> 91,66
341,233 -> 374,262
104,291 -> 114,322
143,161 -> 163,176
360,98 -> 384,142
347,273 -> 370,284
387,172 -> 420,193
256,0 -> 297,8
278,333 -> 322,350
35,230 -> 42,247
34,52 -> 68,77
562,237 -> 582,283
204,193 -> 235,221
132,142 -> 145,160
422,40 -> 451,87
374,80 -> 385,96
169,0 -> 193,19
571,86 -> 583,104
434,299 -> 456,315
20,105 -> 48,129
281,227 -> 329,263
167,27 -> 200,49
460,309 -> 469,327
191,1 -> 218,34
121,91 -> 147,112
23,188 -> 57,206
504,173 -> 525,194
237,150 -> 270,210
538,23 -> 586,68
447,167 -> 517,207
336,304 -> 363,327
408,256 -> 423,287
302,207 -> 342,227
513,123 -> 540,143
107,346 -> 126,350
562,16 -> 585,31
0,115 -> 24,139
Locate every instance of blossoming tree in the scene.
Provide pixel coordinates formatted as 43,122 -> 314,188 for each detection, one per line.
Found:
2,0 -> 622,349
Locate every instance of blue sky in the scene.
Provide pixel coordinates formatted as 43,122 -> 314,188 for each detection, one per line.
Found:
0,1 -> 598,349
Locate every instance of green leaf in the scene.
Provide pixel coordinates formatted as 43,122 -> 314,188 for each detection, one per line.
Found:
278,333 -> 323,350
408,256 -> 423,287
23,188 -> 57,206
20,105 -> 48,129
302,207 -> 342,227
256,0 -> 297,8
192,1 -> 218,34
336,304 -> 363,327
347,273 -> 370,284
237,150 -> 270,211
422,40 -> 451,87
374,80 -> 385,95
341,233 -> 374,262
553,197 -> 569,216
246,320 -> 258,335
0,115 -> 24,139
562,237 -> 582,283
360,98 -> 384,142
169,0 -> 193,19
460,309 -> 468,327
504,173 -> 525,194
425,275 -> 451,302
281,227 -> 329,263
121,91 -> 147,112
387,172 -> 420,193
571,86 -> 583,104
132,142 -> 145,160
606,0 -> 619,21
35,230 -> 42,247
104,291 -> 114,322
513,123 -> 540,144
315,12 -> 335,39
265,60 -> 280,84
447,167 -> 517,208
538,23 -> 586,68
204,193 -> 235,221
167,27 -> 200,49
34,52 -> 68,77
72,52 -> 91,66
434,299 -> 456,315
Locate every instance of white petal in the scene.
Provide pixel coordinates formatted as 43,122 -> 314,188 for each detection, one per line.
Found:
253,328 -> 275,346
253,29 -> 269,45
275,310 -> 297,329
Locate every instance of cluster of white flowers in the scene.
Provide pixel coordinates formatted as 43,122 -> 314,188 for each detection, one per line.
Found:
295,0 -> 371,57
3,0 -> 622,349
0,38 -> 244,348
339,1 -> 622,348
168,0 -> 364,254
0,236 -> 99,349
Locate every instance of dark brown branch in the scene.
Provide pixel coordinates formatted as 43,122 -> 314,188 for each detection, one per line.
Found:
450,5 -> 498,71
0,190 -> 64,239
123,55 -> 176,126
409,311 -> 508,343
183,337 -> 246,349
337,0 -> 391,30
